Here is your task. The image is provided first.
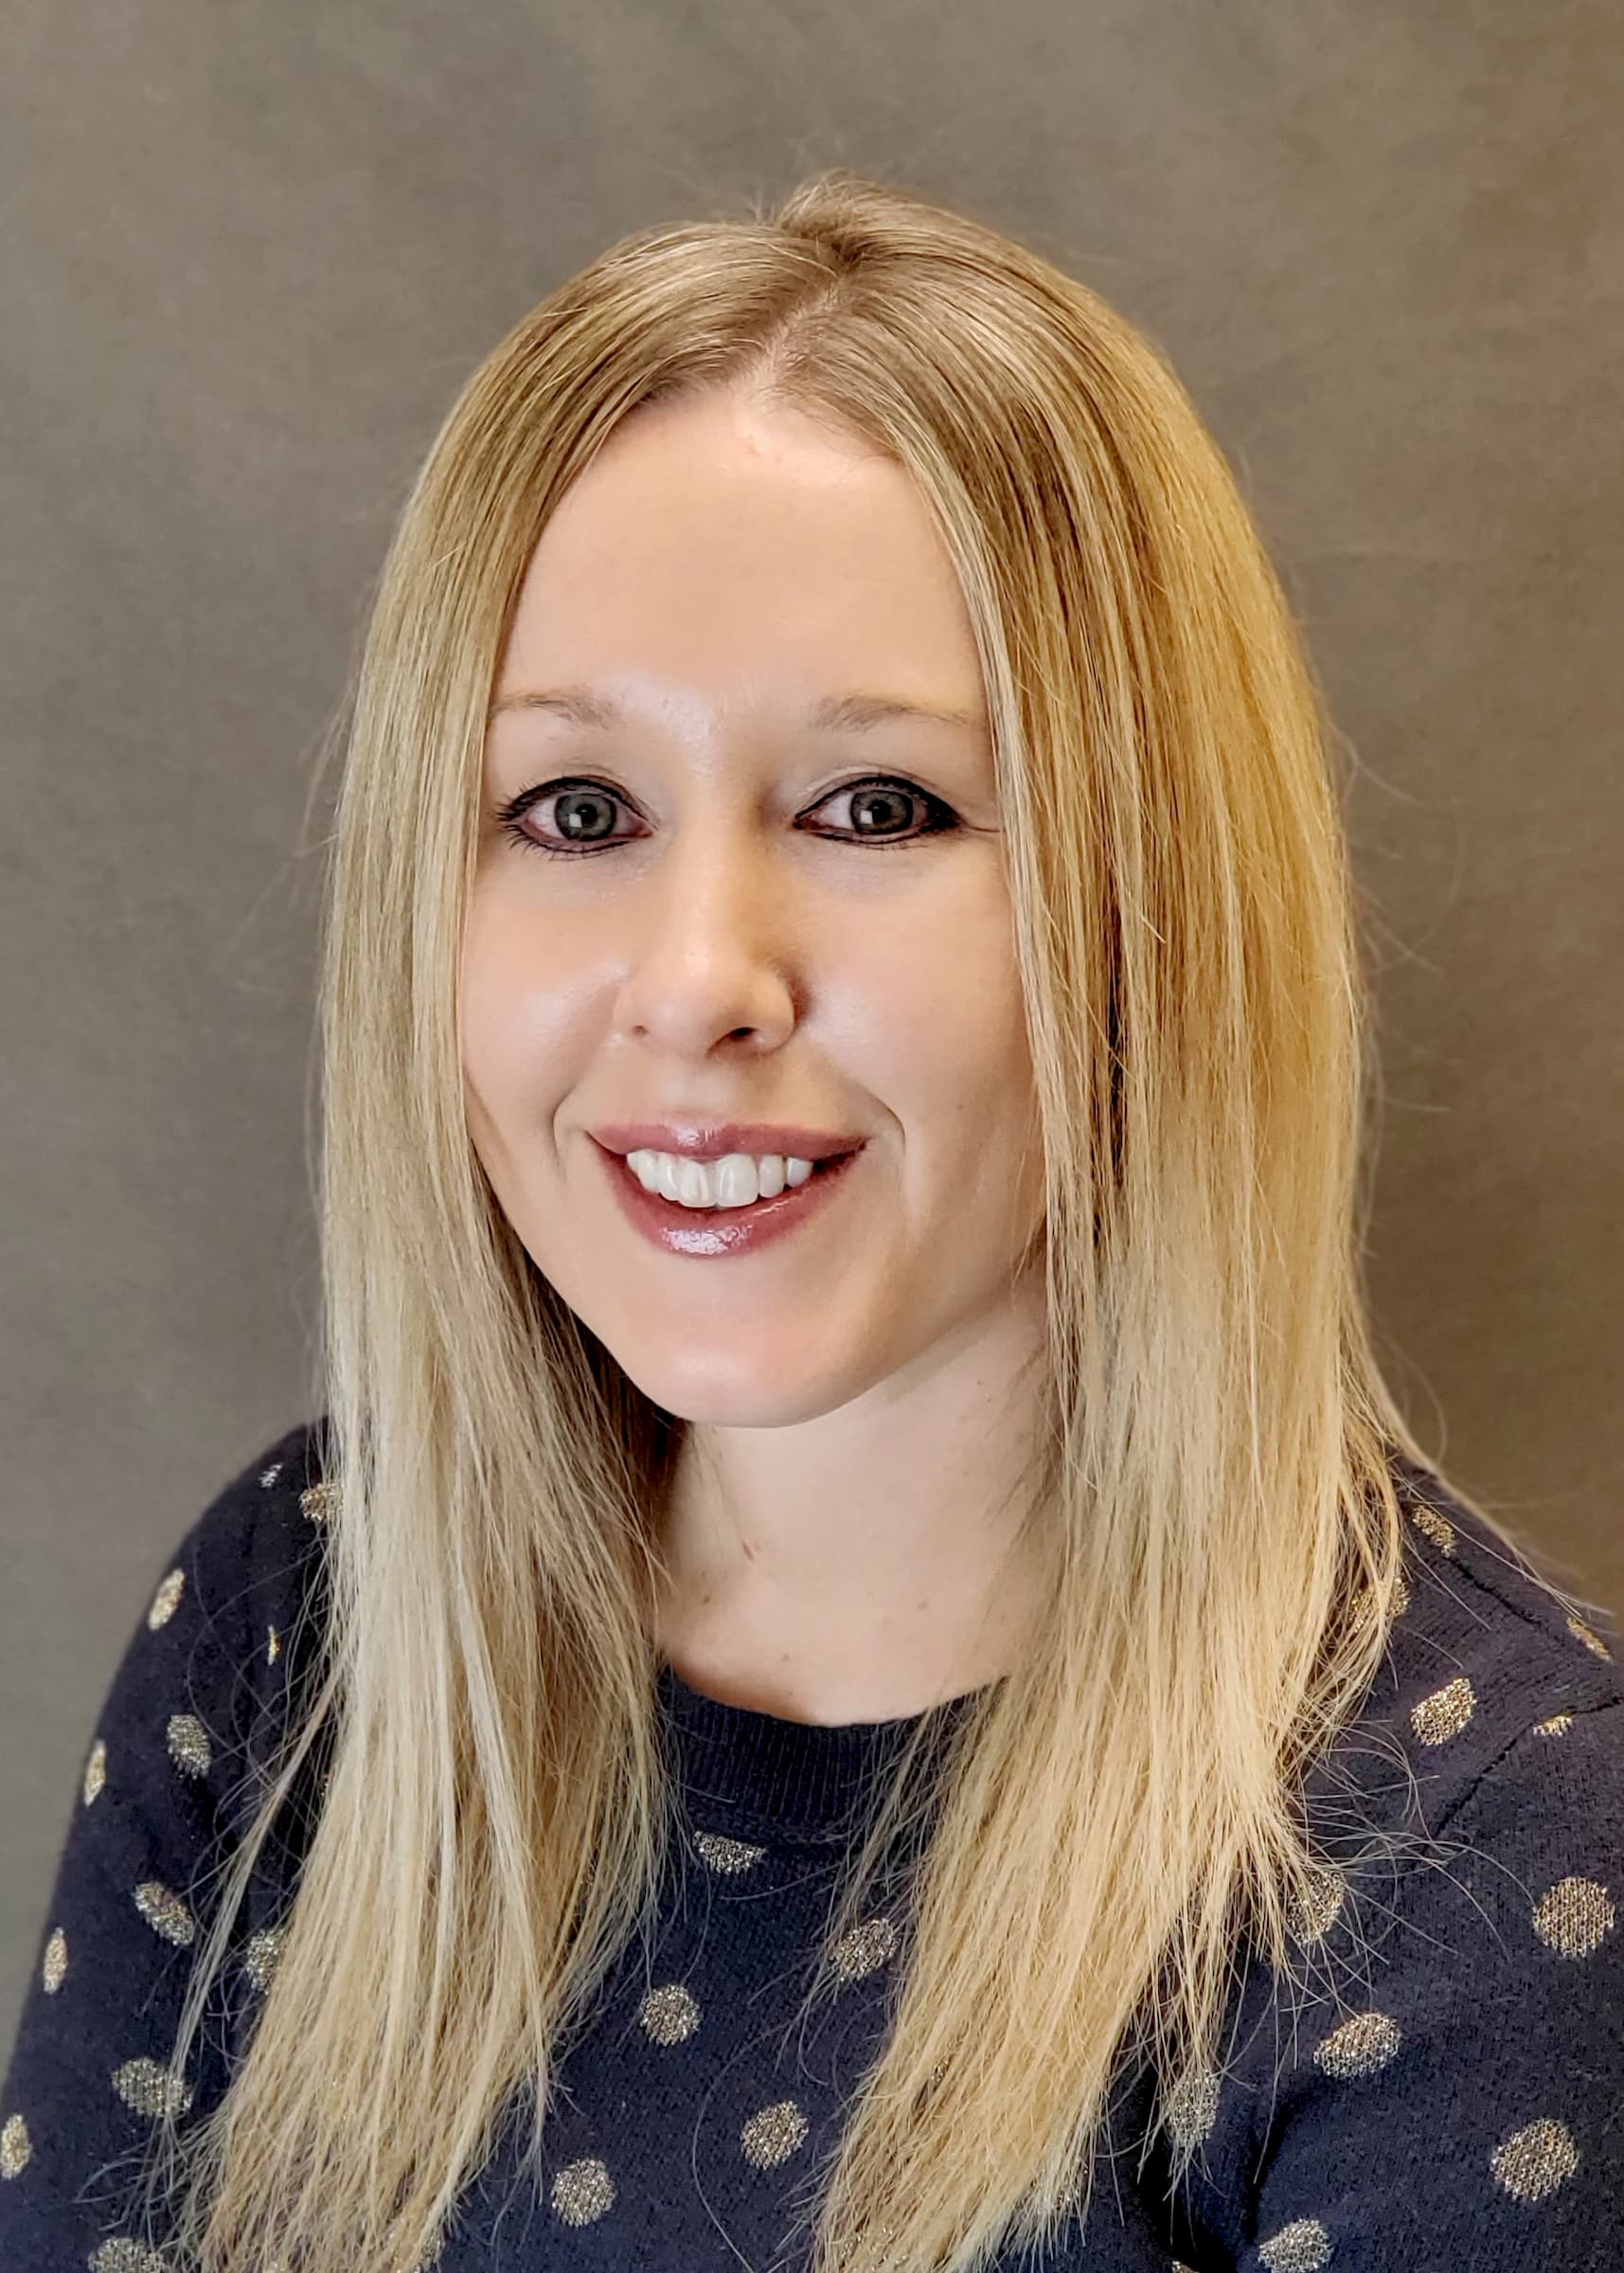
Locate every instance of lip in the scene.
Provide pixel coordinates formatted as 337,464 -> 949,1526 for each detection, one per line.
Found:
589,1121 -> 866,1165
591,1135 -> 866,1258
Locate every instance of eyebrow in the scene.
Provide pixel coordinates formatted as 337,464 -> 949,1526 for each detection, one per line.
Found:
486,686 -> 980,733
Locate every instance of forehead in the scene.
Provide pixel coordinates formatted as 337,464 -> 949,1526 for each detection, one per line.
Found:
491,390 -> 988,736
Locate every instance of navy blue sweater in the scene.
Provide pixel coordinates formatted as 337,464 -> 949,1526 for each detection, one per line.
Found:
3,1424 -> 1623,2270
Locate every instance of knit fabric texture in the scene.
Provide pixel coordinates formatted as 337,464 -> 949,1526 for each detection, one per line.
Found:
2,1423 -> 1621,2270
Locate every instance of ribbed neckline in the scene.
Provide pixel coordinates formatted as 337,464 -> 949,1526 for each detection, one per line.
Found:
655,1659 -> 998,1844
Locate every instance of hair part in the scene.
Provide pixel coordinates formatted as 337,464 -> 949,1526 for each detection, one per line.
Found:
127,166 -> 1483,2273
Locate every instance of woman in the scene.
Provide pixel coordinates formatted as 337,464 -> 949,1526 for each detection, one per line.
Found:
2,170 -> 1620,2273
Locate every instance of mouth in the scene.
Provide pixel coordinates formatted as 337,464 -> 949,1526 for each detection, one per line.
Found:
588,1120 -> 866,1166
590,1136 -> 866,1258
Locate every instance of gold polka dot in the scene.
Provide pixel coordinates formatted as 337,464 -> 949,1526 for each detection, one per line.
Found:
1258,2217 -> 1331,2271
1534,1713 -> 1573,1737
146,1568 -> 186,1629
851,2214 -> 901,2273
1410,1503 -> 1456,1555
549,2156 -> 614,2224
1163,2067 -> 1221,2148
741,2099 -> 809,2170
90,2242 -> 171,2272
694,1830 -> 766,1874
1490,2115 -> 1579,2201
112,2056 -> 193,2120
639,1982 -> 700,2045
1313,2010 -> 1402,2079
242,1924 -> 289,1992
166,1713 -> 211,1778
1289,1862 -> 1347,1944
266,1623 -> 281,1666
300,1480 -> 339,1526
1348,1571 -> 1410,1641
1410,1674 -> 1475,1745
1532,1877 -> 1616,1959
83,1737 -> 107,1805
134,1882 -> 196,1947
830,1916 -> 899,1983
0,2112 -> 31,2177
1566,1615 -> 1612,1661
42,1925 -> 66,1994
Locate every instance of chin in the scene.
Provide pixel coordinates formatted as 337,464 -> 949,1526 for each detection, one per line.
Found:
607,1340 -> 871,1431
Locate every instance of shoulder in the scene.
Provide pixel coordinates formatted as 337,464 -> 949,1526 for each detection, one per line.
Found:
1311,1453 -> 1624,1999
185,1414 -> 335,1708
173,1414 -> 336,1651
1389,1452 -> 1623,1711
1174,1469 -> 1624,2268
0,1420 -> 340,2252
89,1417 -> 338,1847
1300,1455 -> 1624,1870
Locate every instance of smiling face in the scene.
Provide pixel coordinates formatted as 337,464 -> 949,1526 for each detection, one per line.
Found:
461,384 -> 1046,1427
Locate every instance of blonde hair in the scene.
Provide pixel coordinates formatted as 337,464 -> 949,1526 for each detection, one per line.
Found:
131,167 -> 1467,2273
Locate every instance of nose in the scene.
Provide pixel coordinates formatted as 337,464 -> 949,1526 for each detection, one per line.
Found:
608,817 -> 797,1061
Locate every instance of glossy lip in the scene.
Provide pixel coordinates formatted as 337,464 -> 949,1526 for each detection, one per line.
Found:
589,1120 -> 866,1165
591,1134 -> 866,1258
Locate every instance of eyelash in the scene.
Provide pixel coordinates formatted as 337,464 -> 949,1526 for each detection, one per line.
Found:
493,774 -> 962,861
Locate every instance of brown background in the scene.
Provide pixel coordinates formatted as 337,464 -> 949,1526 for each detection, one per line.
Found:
3,2 -> 1619,2052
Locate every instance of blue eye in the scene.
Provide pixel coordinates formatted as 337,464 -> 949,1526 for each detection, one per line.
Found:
494,776 -> 960,860
498,779 -> 631,858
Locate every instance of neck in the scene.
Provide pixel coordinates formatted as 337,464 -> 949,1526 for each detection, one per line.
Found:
651,1280 -> 1050,1726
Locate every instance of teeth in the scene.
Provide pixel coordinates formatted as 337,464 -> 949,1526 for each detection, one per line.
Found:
626,1149 -> 818,1209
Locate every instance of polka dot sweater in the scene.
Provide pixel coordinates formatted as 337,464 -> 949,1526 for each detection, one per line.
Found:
2,1424 -> 1622,2270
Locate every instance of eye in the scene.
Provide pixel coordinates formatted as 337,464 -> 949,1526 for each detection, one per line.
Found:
495,778 -> 636,859
809,778 -> 959,845
494,774 -> 961,860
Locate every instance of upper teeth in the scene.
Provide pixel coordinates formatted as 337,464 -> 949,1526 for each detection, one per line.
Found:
626,1149 -> 818,1209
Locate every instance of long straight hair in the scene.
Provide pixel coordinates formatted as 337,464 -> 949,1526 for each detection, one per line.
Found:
134,168 -> 1470,2273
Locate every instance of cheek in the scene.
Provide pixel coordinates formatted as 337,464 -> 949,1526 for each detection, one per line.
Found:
830,894 -> 1035,1149
458,904 -> 514,1113
458,899 -> 585,1126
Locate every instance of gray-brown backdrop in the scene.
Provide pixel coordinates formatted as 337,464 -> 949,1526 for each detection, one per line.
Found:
3,1 -> 1619,2052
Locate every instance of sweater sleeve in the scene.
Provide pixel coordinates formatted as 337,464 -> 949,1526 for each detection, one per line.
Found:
1228,1702 -> 1624,2273
0,1428 -> 319,2272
